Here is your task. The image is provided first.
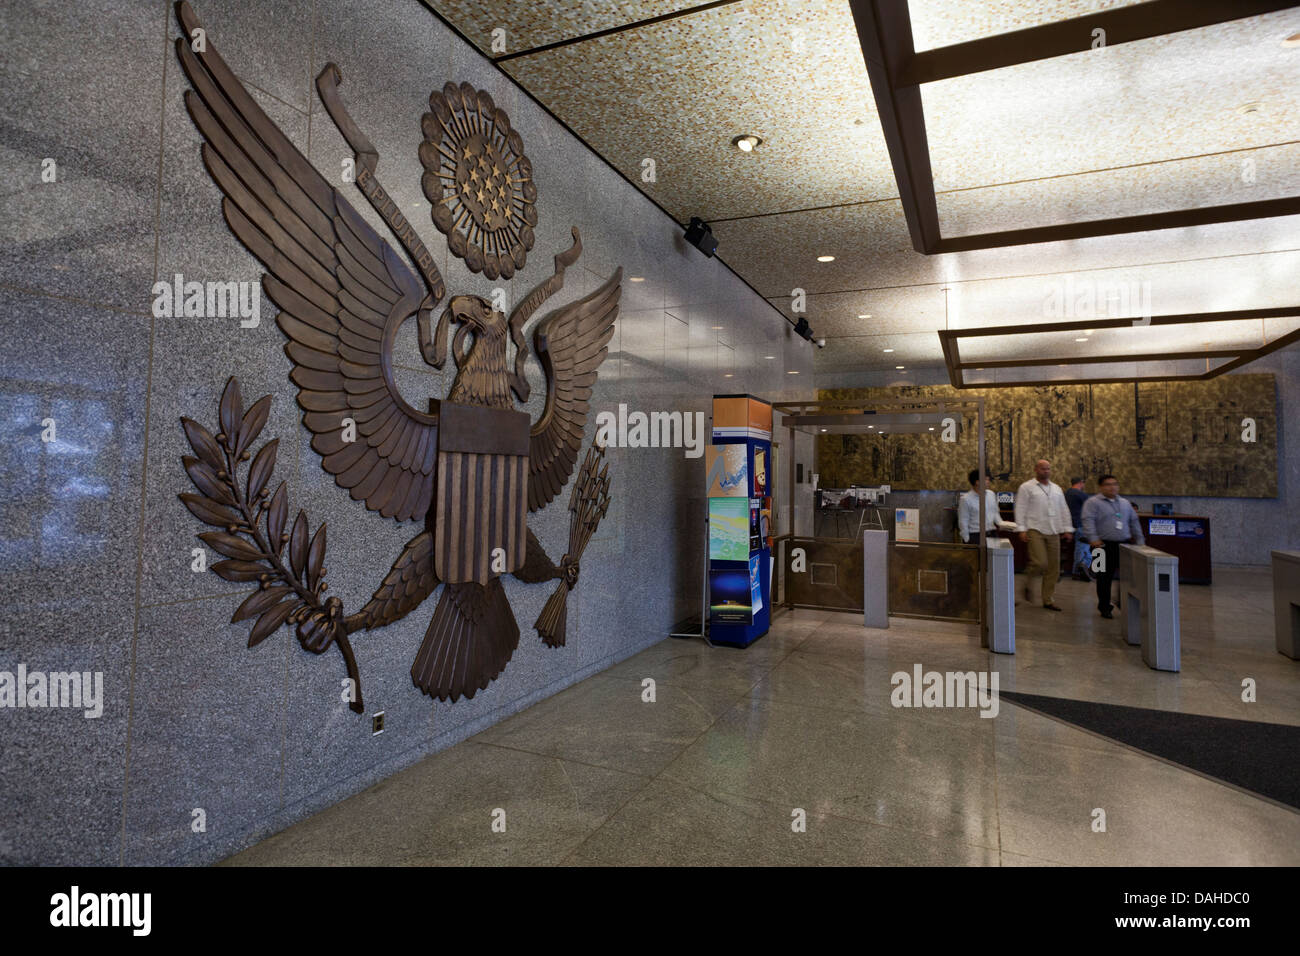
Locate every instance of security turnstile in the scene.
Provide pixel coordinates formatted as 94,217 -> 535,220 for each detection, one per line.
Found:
1119,544 -> 1180,671
1271,550 -> 1300,660
985,537 -> 1015,654
863,529 -> 889,630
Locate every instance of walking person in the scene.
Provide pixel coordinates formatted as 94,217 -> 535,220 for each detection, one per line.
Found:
1065,477 -> 1091,580
1013,459 -> 1074,611
1080,474 -> 1145,619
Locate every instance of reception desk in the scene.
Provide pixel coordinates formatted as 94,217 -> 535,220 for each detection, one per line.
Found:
994,509 -> 1210,584
1137,514 -> 1211,584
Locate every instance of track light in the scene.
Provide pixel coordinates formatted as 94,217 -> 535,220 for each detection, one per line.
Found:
793,317 -> 812,341
683,217 -> 717,257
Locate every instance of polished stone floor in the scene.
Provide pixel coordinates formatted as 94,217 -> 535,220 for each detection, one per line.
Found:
224,567 -> 1299,866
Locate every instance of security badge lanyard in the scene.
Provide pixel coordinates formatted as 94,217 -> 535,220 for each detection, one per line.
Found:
1037,482 -> 1056,519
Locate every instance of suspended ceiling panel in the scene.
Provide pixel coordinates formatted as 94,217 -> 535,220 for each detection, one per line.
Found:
922,10 -> 1300,233
498,0 -> 891,221
908,0 -> 1151,51
426,1 -> 705,55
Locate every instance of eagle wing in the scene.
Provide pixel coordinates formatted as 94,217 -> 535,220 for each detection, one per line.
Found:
526,268 -> 622,511
175,1 -> 437,522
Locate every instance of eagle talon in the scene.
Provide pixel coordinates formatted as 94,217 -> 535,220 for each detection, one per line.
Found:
297,596 -> 344,653
559,555 -> 580,590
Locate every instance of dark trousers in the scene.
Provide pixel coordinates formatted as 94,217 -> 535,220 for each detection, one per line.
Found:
1095,540 -> 1121,611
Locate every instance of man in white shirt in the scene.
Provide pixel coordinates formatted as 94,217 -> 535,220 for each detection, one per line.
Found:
1013,459 -> 1074,611
958,469 -> 1001,543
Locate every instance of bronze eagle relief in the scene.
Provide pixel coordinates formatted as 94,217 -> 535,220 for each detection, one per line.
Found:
172,2 -> 620,713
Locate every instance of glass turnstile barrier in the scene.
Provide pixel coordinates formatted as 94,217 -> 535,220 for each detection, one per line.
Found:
775,534 -> 982,624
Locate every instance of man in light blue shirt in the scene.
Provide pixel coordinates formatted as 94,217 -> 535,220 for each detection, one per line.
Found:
1080,474 -> 1145,619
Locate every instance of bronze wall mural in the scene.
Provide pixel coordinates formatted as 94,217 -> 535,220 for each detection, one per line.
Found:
174,2 -> 620,712
816,375 -> 1277,498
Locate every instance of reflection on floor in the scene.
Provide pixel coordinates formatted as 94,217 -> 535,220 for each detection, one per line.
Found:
224,567 -> 1300,866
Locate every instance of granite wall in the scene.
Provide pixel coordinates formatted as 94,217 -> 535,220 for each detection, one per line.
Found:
0,0 -> 814,865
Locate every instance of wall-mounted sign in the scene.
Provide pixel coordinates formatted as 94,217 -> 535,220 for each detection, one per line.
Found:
1148,518 -> 1177,536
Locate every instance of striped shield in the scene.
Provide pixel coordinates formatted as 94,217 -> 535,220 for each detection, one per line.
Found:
432,402 -> 530,585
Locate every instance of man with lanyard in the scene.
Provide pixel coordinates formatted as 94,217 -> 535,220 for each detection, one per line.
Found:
1080,474 -> 1145,619
1013,459 -> 1073,611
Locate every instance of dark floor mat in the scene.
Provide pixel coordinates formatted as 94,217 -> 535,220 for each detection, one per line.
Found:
999,691 -> 1300,810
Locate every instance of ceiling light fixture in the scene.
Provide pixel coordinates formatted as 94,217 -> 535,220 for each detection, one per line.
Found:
1075,337 -> 1088,342
1238,101 -> 1263,115
787,370 -> 799,374
629,276 -> 645,282
816,255 -> 835,262
882,347 -> 894,353
1283,32 -> 1300,47
858,313 -> 872,319
731,134 -> 762,152
895,365 -> 905,369
764,355 -> 775,360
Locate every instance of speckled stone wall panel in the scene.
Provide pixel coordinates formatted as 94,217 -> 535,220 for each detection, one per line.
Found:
0,288 -> 148,864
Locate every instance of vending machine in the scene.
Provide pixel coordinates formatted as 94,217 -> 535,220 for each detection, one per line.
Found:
706,394 -> 772,647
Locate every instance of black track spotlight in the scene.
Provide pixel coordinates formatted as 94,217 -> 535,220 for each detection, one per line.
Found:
683,217 -> 718,257
793,316 -> 813,341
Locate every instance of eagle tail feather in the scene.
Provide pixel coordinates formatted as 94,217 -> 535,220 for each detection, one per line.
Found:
411,580 -> 518,701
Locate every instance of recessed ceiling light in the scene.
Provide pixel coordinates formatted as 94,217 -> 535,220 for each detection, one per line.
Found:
629,276 -> 645,282
927,427 -> 934,431
732,134 -> 762,152
764,355 -> 775,359
867,425 -> 874,429
895,365 -> 905,369
711,325 -> 724,330
1283,32 -> 1300,47
1075,337 -> 1088,342
858,313 -> 872,319
787,370 -> 799,374
723,373 -> 733,378
817,255 -> 835,262
1239,101 -> 1263,115
820,428 -> 827,432
882,348 -> 894,353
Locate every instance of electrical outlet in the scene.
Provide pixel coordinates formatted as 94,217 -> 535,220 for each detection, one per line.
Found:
371,712 -> 385,736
